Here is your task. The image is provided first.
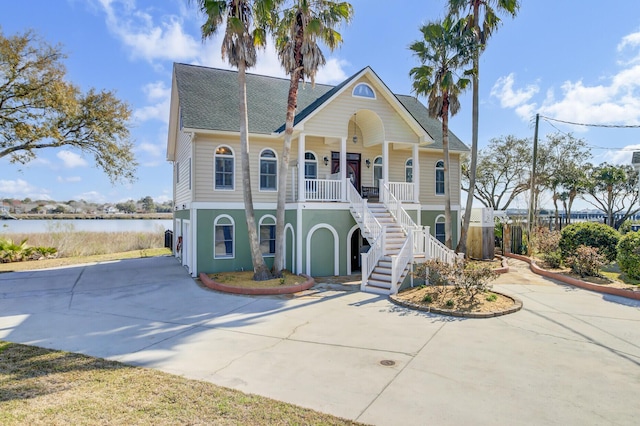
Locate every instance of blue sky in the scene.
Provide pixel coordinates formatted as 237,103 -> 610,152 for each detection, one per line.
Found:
1,0 -> 640,208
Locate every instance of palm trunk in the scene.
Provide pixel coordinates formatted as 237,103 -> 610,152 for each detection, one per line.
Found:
456,4 -> 481,255
238,62 -> 271,281
442,99 -> 453,249
273,72 -> 300,276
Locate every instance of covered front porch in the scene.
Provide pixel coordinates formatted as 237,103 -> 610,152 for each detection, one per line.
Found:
287,108 -> 426,203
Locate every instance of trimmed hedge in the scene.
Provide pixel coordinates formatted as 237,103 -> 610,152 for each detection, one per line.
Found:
559,222 -> 620,263
617,232 -> 640,279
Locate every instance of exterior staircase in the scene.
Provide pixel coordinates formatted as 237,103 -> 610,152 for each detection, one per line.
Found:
360,203 -> 412,294
347,181 -> 459,296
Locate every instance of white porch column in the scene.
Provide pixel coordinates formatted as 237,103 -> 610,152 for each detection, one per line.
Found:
413,143 -> 420,203
298,133 -> 306,202
340,136 -> 347,201
382,140 -> 389,184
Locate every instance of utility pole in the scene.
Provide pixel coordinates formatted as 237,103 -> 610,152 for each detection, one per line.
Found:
528,113 -> 539,234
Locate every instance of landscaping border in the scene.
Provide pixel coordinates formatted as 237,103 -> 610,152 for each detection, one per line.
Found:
199,273 -> 315,295
389,290 -> 523,319
505,253 -> 640,301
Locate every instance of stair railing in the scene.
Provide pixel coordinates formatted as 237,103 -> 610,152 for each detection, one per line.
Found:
347,182 -> 385,290
390,230 -> 414,294
379,180 -> 418,237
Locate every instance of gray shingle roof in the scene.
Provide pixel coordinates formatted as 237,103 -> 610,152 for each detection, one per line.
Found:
174,63 -> 468,152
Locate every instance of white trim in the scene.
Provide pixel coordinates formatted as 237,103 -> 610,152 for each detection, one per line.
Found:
259,147 -> 278,192
190,201 -> 353,210
183,127 -> 280,139
346,224 -> 360,275
306,223 -> 340,276
296,205 -> 303,274
213,214 -> 235,259
304,150 -> 319,179
214,144 -> 236,191
352,82 -> 377,99
435,159 -> 445,196
182,219 -> 191,274
191,209 -> 197,276
258,214 -> 277,257
285,223 -> 295,273
272,67 -> 432,144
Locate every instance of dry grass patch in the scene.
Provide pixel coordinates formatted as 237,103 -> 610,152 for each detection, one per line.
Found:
0,248 -> 171,273
208,270 -> 306,289
0,341 -> 363,425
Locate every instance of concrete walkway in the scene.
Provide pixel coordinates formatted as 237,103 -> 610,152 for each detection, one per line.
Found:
1,256 -> 639,425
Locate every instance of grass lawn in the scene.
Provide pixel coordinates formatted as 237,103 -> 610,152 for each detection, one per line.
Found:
0,342 -> 362,425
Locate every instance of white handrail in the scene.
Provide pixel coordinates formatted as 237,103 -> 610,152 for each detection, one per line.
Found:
304,178 -> 342,201
381,180 -> 419,236
347,182 -> 382,241
390,231 -> 413,294
427,233 -> 459,264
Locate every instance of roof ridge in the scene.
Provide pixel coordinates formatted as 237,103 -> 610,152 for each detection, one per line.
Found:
173,62 -> 335,89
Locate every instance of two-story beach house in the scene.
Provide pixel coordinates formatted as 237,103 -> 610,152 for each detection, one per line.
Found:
166,63 -> 468,294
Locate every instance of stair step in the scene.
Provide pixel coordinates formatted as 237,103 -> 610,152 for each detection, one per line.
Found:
366,279 -> 392,289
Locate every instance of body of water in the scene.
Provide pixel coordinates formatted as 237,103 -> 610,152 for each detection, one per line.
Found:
0,219 -> 173,234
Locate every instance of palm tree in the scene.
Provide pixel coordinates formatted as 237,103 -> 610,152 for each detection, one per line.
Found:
271,0 -> 353,276
410,15 -> 473,249
448,0 -> 520,254
191,0 -> 279,280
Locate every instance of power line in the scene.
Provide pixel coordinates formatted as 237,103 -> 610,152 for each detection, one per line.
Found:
540,115 -> 640,128
538,115 -> 640,151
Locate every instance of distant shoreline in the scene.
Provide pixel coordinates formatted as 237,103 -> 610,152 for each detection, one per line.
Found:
2,213 -> 173,220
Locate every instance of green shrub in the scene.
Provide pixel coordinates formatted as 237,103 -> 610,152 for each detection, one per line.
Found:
422,294 -> 433,303
0,238 -> 32,263
559,222 -> 620,263
617,232 -> 640,279
486,293 -> 498,302
565,245 -> 606,278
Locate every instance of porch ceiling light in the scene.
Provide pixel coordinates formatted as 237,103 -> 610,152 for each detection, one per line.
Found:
352,112 -> 358,144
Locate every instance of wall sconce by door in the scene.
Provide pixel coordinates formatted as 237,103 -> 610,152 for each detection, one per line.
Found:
365,158 -> 371,168
323,156 -> 329,166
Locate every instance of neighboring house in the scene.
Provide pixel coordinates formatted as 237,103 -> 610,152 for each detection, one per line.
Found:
632,152 -> 640,177
166,63 -> 468,294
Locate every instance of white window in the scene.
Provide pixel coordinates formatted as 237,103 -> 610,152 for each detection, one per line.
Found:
405,158 -> 413,183
304,152 -> 317,179
214,145 -> 234,190
214,215 -> 234,258
435,160 -> 445,195
352,83 -> 376,99
260,149 -> 277,191
373,156 -> 383,187
259,215 -> 276,256
435,216 -> 445,244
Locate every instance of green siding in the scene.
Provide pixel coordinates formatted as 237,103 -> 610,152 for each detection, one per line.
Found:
174,209 -> 190,220
421,210 -> 459,244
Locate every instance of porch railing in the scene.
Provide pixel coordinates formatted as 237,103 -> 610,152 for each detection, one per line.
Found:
304,179 -> 342,201
388,182 -> 415,202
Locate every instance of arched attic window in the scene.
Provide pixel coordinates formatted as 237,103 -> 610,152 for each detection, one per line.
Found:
352,83 -> 376,99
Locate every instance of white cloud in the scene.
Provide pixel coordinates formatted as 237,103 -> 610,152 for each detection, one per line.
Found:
316,58 -> 350,85
0,179 -> 51,200
603,144 -> 640,165
490,73 -> 539,108
57,151 -> 88,168
134,81 -> 171,123
617,31 -> 640,64
56,176 -> 83,183
136,141 -> 164,157
97,0 -> 199,63
74,191 -> 107,203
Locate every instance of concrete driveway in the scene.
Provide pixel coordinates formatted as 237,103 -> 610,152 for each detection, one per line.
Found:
1,256 -> 639,425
